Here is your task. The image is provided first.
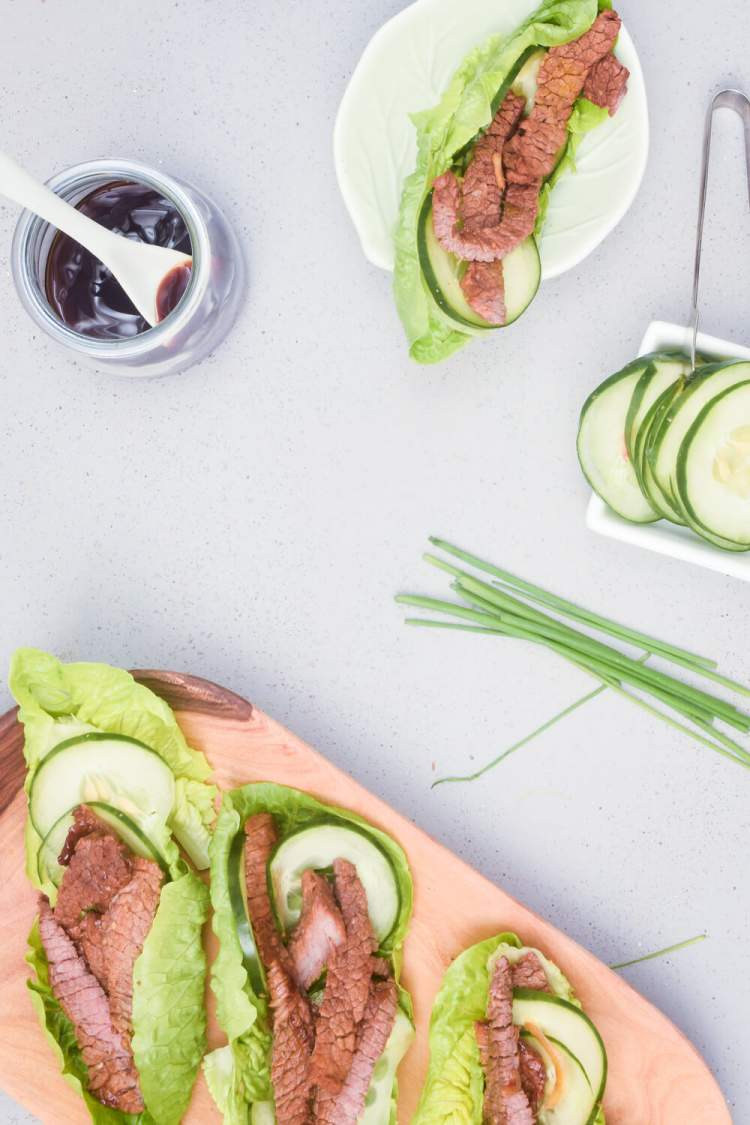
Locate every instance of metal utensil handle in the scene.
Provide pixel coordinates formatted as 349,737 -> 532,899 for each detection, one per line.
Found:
689,89 -> 750,369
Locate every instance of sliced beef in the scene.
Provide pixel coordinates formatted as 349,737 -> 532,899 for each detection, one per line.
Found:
504,10 -> 622,184
308,859 -> 376,1093
477,956 -> 534,1125
244,813 -> 291,970
39,898 -> 144,1114
313,977 -> 398,1125
512,951 -> 549,993
99,857 -> 164,1036
58,804 -> 111,864
267,958 -> 316,1125
519,1039 -> 547,1115
460,261 -> 506,325
583,52 -> 629,114
53,820 -> 133,940
289,870 -> 346,992
432,172 -> 541,263
461,92 -> 526,232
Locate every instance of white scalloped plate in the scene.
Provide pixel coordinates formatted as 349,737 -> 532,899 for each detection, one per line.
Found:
334,0 -> 649,277
586,320 -> 750,581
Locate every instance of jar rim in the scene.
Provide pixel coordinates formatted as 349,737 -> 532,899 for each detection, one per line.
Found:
11,158 -> 211,358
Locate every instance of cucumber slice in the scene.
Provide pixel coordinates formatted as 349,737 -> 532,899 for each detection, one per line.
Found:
577,358 -> 660,522
512,990 -> 606,1124
510,49 -> 546,112
624,354 -> 691,461
676,380 -> 750,548
250,1103 -> 275,1124
649,361 -> 750,515
37,800 -> 170,887
359,1009 -> 414,1125
633,384 -> 686,524
228,830 -> 267,994
269,823 -> 400,943
29,732 -> 175,840
520,1030 -> 595,1125
417,195 -> 541,331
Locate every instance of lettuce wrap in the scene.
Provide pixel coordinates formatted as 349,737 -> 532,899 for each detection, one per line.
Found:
393,0 -> 614,363
11,648 -> 214,1125
205,781 -> 415,1124
414,932 -> 607,1124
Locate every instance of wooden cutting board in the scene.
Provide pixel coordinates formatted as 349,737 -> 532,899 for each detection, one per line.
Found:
0,671 -> 730,1124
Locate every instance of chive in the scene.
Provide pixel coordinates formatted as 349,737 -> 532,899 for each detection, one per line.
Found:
610,933 -> 707,970
398,541 -> 750,777
427,539 -> 718,671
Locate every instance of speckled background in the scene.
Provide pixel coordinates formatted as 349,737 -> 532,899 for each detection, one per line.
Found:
1,0 -> 749,1120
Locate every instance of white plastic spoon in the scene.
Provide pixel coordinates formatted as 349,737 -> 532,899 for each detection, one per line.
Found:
0,150 -> 192,327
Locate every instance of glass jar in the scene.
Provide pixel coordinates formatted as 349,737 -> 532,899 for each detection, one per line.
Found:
10,158 -> 244,377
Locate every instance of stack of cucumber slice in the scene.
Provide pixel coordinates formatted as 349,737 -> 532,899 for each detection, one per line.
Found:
578,351 -> 750,552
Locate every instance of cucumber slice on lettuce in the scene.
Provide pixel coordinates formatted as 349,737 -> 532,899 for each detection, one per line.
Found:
9,647 -> 216,889
206,782 -> 414,1124
393,0 -> 610,364
413,932 -> 606,1125
26,870 -> 209,1125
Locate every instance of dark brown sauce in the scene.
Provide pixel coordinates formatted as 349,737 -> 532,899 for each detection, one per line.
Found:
45,181 -> 192,340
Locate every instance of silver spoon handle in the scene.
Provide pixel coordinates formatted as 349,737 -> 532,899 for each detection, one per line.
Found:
690,89 -> 750,370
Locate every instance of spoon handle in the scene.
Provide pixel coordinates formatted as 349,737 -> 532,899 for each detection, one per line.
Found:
0,150 -> 120,263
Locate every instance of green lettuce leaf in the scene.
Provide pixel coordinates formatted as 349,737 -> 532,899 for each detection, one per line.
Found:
393,0 -> 601,364
208,782 -> 414,1122
131,872 -> 209,1125
9,648 -> 216,880
534,97 -> 610,233
26,918 -> 148,1125
413,932 -> 603,1124
26,872 -> 208,1125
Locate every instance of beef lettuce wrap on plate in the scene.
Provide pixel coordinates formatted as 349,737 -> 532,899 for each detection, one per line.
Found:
205,782 -> 414,1124
414,932 -> 607,1124
395,0 -> 629,363
11,648 -> 215,1124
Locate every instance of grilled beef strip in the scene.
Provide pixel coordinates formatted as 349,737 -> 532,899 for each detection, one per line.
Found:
53,814 -> 133,941
39,898 -> 145,1114
267,959 -> 317,1125
512,951 -> 549,993
461,92 -> 526,232
519,1040 -> 547,1116
289,869 -> 347,992
504,10 -> 622,184
582,51 -> 629,114
99,857 -> 164,1037
460,261 -> 507,325
477,956 -> 534,1125
313,977 -> 398,1125
244,814 -> 316,1124
308,858 -> 377,1093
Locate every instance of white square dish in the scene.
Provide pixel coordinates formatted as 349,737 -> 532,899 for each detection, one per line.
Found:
585,320 -> 750,581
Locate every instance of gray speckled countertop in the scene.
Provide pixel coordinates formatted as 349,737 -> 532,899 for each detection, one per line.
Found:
1,0 -> 749,1121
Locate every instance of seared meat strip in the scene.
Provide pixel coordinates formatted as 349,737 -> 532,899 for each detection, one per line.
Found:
39,898 -> 144,1114
267,959 -> 316,1125
504,10 -> 622,184
460,261 -> 506,325
53,817 -> 133,941
433,170 -> 541,264
99,856 -> 164,1037
519,1039 -> 547,1115
477,956 -> 534,1125
244,813 -> 292,971
462,92 -> 526,232
314,977 -> 398,1124
309,859 -> 376,1093
512,951 -> 549,993
244,815 -> 316,1123
289,870 -> 346,991
583,52 -> 629,114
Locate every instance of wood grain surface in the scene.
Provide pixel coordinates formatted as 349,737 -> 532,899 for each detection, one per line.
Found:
0,671 -> 730,1124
